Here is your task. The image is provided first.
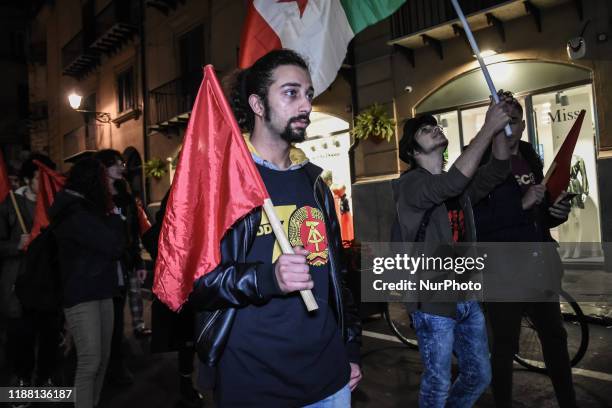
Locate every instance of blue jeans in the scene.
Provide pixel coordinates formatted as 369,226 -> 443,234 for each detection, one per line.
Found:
412,301 -> 491,408
302,383 -> 351,408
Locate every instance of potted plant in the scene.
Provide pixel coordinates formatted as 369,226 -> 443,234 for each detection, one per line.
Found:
144,157 -> 168,180
351,103 -> 395,143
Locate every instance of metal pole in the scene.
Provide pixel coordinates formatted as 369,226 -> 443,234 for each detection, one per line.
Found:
450,0 -> 512,137
140,0 -> 150,204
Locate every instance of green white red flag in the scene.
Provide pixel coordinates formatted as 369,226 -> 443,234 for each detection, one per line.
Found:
239,0 -> 406,96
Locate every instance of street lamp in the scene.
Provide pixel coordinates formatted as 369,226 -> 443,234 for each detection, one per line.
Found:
67,92 -> 112,123
68,92 -> 82,110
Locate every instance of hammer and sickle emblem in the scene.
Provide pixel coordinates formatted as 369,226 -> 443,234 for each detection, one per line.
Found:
305,220 -> 324,252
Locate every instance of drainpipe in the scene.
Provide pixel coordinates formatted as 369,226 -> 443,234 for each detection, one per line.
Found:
139,0 -> 150,204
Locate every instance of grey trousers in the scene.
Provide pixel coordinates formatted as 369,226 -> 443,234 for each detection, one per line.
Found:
64,299 -> 114,408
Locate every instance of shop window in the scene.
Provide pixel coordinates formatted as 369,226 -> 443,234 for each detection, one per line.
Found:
532,84 -> 601,257
296,112 -> 354,242
117,67 -> 135,113
415,61 -> 591,115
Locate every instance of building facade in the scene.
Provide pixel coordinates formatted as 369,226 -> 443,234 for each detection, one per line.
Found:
350,0 -> 612,268
29,0 -> 611,266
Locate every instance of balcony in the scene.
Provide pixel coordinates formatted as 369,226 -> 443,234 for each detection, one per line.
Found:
146,0 -> 186,15
62,0 -> 139,78
62,31 -> 99,78
389,0 -> 573,59
148,71 -> 202,131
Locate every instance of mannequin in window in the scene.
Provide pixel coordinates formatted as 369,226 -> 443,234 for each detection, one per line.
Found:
321,170 -> 354,244
568,155 -> 588,208
560,154 -> 594,258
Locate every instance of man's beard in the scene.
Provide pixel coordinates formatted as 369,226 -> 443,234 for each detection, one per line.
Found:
279,115 -> 310,143
262,98 -> 310,143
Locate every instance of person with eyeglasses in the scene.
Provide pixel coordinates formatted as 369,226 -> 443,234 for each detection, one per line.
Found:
94,149 -> 150,386
392,93 -> 513,407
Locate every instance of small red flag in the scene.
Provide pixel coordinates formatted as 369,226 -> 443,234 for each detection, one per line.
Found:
0,150 -> 11,202
546,110 -> 586,202
153,65 -> 269,311
29,160 -> 66,241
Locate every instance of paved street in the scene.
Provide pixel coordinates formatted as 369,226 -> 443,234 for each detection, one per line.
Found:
5,269 -> 609,408
91,271 -> 612,408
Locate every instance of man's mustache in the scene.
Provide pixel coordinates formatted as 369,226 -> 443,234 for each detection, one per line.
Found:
289,115 -> 310,126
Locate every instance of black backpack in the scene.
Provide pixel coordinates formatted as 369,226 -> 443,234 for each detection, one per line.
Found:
15,208 -> 72,312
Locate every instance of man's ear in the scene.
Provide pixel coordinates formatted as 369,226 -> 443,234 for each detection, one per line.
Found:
248,94 -> 265,119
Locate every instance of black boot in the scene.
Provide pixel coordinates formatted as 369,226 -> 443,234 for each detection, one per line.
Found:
176,374 -> 204,408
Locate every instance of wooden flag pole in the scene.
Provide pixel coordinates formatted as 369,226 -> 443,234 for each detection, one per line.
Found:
450,0 -> 512,137
263,198 -> 319,312
9,191 -> 27,235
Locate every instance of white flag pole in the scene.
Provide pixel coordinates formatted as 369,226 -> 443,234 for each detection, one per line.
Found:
450,0 -> 512,137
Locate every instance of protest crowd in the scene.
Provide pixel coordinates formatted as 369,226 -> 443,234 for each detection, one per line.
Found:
0,1 -> 598,407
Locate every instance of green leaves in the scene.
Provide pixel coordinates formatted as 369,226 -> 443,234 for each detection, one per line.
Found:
351,103 -> 395,142
144,157 -> 168,180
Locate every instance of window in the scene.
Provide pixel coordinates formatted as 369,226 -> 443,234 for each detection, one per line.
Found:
531,84 -> 602,253
117,67 -> 135,113
179,25 -> 205,105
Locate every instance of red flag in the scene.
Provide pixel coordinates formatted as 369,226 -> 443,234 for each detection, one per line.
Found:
153,65 -> 269,311
135,198 -> 152,236
0,150 -> 11,202
546,110 -> 586,202
29,160 -> 66,241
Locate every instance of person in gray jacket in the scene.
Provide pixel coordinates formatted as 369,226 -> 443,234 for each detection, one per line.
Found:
393,96 -> 511,407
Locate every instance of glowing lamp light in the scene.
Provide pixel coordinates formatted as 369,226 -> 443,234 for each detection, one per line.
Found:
68,93 -> 83,110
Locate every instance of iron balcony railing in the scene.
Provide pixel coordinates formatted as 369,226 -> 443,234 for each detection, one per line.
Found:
149,71 -> 202,126
390,0 -> 512,40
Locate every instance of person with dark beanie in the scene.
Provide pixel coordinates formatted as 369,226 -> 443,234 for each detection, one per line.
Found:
94,149 -> 148,386
393,95 -> 512,407
51,157 -> 124,408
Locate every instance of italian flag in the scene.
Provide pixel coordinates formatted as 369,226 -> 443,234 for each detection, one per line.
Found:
239,0 -> 406,96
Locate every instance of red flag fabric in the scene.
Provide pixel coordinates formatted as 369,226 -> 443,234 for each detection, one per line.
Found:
546,110 -> 586,203
135,198 -> 152,236
0,150 -> 11,202
153,65 -> 269,312
29,160 -> 66,241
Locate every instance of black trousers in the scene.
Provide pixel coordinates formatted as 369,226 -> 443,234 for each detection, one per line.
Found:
110,293 -> 127,362
6,310 -> 62,383
486,302 -> 577,408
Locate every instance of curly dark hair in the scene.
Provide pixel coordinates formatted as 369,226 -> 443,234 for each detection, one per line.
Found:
226,49 -> 309,133
64,158 -> 113,215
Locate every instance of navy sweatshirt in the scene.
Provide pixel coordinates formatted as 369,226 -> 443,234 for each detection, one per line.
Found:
215,164 -> 350,407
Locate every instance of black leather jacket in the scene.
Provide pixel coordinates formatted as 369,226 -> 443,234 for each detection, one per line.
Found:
189,162 -> 361,367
